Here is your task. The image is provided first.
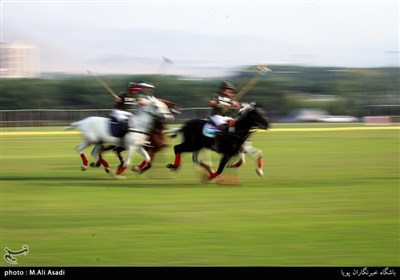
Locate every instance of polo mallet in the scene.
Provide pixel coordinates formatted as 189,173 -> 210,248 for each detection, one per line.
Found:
87,70 -> 121,101
233,65 -> 271,101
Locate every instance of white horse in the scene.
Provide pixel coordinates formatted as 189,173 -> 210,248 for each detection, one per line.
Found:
68,97 -> 174,177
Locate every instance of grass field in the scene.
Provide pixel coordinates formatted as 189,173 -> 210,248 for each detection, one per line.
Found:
1,124 -> 399,267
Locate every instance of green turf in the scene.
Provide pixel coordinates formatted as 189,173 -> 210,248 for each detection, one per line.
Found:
1,125 -> 399,266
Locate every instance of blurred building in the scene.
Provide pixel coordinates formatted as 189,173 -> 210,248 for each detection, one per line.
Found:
0,42 -> 39,78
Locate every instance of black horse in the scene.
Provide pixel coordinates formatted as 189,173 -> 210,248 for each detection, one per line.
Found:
166,103 -> 270,180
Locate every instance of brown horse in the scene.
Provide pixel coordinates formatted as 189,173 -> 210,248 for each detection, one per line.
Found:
90,99 -> 178,174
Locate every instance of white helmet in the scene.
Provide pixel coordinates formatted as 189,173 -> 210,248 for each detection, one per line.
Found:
137,81 -> 155,89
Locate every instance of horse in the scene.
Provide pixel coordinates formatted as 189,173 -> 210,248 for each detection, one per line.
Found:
68,97 -> 174,176
90,99 -> 179,174
166,103 -> 269,180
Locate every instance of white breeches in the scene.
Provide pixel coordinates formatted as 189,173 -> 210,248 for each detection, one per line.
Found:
209,115 -> 233,127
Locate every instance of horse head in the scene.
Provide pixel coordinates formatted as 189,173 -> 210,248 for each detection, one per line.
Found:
146,97 -> 175,122
237,102 -> 269,130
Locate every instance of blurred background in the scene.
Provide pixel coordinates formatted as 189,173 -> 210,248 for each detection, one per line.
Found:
1,1 -> 399,126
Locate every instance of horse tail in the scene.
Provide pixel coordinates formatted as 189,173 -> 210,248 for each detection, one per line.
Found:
167,127 -> 182,138
63,121 -> 80,131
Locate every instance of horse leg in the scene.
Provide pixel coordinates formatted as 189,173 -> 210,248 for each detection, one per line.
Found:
90,145 -> 112,167
75,140 -> 91,171
131,146 -> 153,173
208,153 -> 232,180
192,150 -> 214,174
89,144 -> 112,174
116,145 -> 133,175
90,144 -> 103,167
134,134 -> 164,173
116,148 -> 125,168
97,156 -> 112,174
227,152 -> 245,168
166,144 -> 184,170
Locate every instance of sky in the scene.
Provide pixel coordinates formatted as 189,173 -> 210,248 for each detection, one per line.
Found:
1,0 -> 399,76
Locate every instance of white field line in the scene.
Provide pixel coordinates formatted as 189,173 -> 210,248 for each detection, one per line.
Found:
0,126 -> 399,136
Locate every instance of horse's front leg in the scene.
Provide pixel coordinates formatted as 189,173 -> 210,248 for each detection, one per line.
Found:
117,133 -> 151,175
116,145 -> 133,175
227,152 -> 245,168
208,153 -> 232,180
75,140 -> 91,171
131,146 -> 152,173
89,144 -> 111,174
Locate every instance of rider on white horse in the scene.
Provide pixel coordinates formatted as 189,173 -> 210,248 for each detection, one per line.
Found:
110,82 -> 139,130
135,81 -> 156,106
70,96 -> 174,176
110,81 -> 156,132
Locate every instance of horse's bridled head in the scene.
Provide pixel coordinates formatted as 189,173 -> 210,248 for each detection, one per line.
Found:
238,103 -> 255,116
249,105 -> 269,130
152,99 -> 175,122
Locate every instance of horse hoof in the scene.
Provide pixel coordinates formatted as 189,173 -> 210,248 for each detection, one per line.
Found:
107,170 -> 116,177
256,168 -> 264,177
166,163 -> 179,171
105,168 -> 112,174
131,165 -> 139,171
90,162 -> 101,168
200,171 -> 210,183
208,172 -> 220,180
81,165 -> 88,171
131,165 -> 143,174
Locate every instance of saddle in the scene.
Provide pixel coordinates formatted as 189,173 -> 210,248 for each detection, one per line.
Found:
202,122 -> 219,138
109,116 -> 128,138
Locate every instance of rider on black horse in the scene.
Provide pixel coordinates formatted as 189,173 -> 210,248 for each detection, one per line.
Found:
209,81 -> 241,151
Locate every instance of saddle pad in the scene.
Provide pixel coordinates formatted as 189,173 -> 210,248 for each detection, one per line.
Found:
202,123 -> 218,138
109,117 -> 126,138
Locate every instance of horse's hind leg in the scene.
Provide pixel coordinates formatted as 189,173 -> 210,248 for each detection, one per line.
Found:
227,152 -> 245,168
193,150 -> 214,174
89,144 -> 112,174
208,154 -> 232,180
90,144 -> 103,167
75,140 -> 91,171
115,147 -> 125,168
166,144 -> 186,170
